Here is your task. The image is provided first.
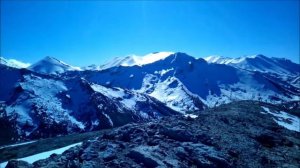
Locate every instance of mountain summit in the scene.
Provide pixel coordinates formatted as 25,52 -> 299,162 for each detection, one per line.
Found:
205,54 -> 299,75
28,56 -> 81,75
0,57 -> 30,69
99,52 -> 175,70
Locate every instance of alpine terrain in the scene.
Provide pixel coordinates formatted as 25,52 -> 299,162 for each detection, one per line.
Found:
0,52 -> 299,168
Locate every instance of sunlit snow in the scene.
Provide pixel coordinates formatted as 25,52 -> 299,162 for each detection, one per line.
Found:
91,84 -> 143,110
91,84 -> 125,98
0,57 -> 31,68
28,56 -> 81,75
145,76 -> 201,113
120,52 -> 174,66
99,52 -> 174,69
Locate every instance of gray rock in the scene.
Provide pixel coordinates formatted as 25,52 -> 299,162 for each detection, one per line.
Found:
6,160 -> 33,168
127,146 -> 162,167
4,101 -> 299,168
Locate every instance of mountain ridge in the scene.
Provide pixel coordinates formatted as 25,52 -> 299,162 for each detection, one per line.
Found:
27,56 -> 82,75
2,52 -> 298,74
204,54 -> 299,76
0,57 -> 31,69
0,52 -> 299,144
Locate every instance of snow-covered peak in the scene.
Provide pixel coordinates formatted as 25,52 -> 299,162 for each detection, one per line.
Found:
41,56 -> 80,69
205,54 -> 280,64
204,54 -> 268,64
0,57 -> 31,69
100,52 -> 174,69
204,54 -> 299,75
204,55 -> 256,64
125,52 -> 175,66
204,55 -> 222,63
28,56 -> 81,75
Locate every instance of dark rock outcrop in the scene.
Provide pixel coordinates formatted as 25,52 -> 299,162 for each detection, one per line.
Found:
5,101 -> 300,168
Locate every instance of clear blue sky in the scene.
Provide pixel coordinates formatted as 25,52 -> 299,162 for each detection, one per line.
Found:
1,1 -> 299,66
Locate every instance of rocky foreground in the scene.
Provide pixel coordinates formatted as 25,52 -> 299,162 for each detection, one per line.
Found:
6,101 -> 300,168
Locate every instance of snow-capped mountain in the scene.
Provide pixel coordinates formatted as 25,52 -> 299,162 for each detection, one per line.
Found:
205,54 -> 300,95
205,55 -> 251,64
205,54 -> 299,76
0,57 -> 30,69
28,56 -> 81,75
1,52 -> 299,143
0,64 -> 177,141
78,52 -> 299,112
98,52 -> 175,70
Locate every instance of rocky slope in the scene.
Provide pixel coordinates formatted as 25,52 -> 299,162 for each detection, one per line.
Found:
6,101 -> 300,168
0,65 -> 178,143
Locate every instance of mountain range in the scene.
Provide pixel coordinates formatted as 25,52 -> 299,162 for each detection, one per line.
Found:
0,52 -> 299,143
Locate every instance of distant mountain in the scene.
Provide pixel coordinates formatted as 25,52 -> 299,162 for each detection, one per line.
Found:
205,54 -> 300,94
0,57 -> 30,69
205,54 -> 299,76
28,56 -> 81,75
98,52 -> 175,70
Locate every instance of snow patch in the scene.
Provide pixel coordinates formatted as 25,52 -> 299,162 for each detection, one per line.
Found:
121,98 -> 136,109
262,107 -> 300,132
92,120 -> 99,126
68,116 -> 85,130
184,114 -> 198,118
0,142 -> 82,167
145,76 -> 200,113
91,84 -> 144,110
91,84 -> 125,98
0,140 -> 37,150
103,113 -> 113,126
154,68 -> 174,76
